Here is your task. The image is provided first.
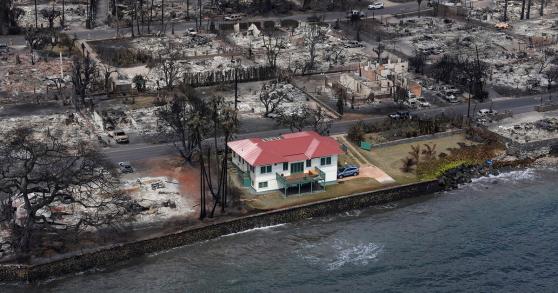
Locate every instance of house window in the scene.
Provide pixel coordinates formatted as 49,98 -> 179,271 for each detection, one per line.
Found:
320,157 -> 332,166
260,165 -> 272,174
283,162 -> 288,171
258,182 -> 268,188
306,159 -> 312,167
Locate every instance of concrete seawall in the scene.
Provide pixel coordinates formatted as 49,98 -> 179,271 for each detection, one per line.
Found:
0,180 -> 441,282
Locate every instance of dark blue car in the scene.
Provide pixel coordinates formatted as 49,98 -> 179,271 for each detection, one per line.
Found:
337,165 -> 359,179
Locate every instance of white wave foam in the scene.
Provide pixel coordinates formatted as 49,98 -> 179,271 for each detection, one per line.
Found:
327,242 -> 383,271
222,223 -> 286,237
471,168 -> 537,184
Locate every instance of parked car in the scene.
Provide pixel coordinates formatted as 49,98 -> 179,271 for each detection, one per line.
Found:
389,111 -> 412,120
186,28 -> 198,36
445,95 -> 460,103
224,14 -> 242,21
338,165 -> 359,179
368,2 -> 384,10
108,130 -> 129,143
344,40 -> 364,48
478,109 -> 498,116
347,10 -> 365,20
118,162 -> 134,173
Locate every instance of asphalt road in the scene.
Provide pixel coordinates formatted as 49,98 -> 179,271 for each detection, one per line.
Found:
102,95 -> 545,163
0,3 -> 419,46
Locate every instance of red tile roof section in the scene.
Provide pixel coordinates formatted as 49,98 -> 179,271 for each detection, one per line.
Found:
227,131 -> 343,166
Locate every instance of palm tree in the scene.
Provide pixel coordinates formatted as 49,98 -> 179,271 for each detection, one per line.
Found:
409,144 -> 421,164
417,0 -> 423,17
401,157 -> 417,173
422,143 -> 437,161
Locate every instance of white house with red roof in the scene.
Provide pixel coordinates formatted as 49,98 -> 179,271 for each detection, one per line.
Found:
227,131 -> 343,194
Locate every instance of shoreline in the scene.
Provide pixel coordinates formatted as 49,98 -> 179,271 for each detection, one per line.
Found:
0,157 -> 556,283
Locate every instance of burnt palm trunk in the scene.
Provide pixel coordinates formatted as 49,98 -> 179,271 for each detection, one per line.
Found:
540,0 -> 544,16
520,0 -> 526,19
503,0 -> 508,21
526,0 -> 532,19
34,0 -> 38,28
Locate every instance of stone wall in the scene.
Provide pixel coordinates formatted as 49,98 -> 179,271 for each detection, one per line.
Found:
0,180 -> 441,282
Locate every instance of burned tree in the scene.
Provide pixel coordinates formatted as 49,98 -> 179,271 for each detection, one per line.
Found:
275,105 -> 331,135
374,42 -> 385,63
303,24 -> 326,73
157,85 -> 204,163
1,0 -> 25,34
0,128 -> 130,256
262,33 -> 286,68
71,54 -> 96,111
259,80 -> 287,117
40,8 -> 61,29
100,64 -> 118,95
24,28 -> 54,65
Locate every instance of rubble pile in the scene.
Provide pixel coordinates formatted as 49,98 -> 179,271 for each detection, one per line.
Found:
0,112 -> 98,144
224,82 -> 310,118
18,4 -> 87,28
121,176 -> 194,225
494,117 -> 558,143
0,50 -> 72,104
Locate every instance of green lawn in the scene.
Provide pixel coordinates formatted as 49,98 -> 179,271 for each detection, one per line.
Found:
354,133 -> 477,184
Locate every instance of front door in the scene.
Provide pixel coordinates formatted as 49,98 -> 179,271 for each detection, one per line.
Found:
290,162 -> 304,174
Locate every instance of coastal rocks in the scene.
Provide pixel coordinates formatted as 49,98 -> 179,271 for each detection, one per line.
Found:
438,165 -> 495,190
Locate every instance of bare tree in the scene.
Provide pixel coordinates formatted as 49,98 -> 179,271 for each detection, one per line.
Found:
417,0 -> 423,17
306,106 -> 332,135
521,0 -> 526,19
100,64 -> 117,95
71,54 -> 96,111
538,49 -> 556,74
373,42 -> 385,63
262,33 -> 285,68
0,128 -> 130,255
275,108 -> 308,132
40,8 -> 61,29
24,28 -> 53,65
303,24 -> 326,73
526,0 -> 532,19
157,85 -> 204,162
259,81 -> 287,117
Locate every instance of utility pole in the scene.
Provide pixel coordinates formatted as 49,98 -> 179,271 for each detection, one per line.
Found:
234,68 -> 238,110
115,0 -> 119,38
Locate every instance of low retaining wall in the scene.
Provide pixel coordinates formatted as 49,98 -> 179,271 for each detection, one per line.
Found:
373,129 -> 465,149
0,180 -> 441,282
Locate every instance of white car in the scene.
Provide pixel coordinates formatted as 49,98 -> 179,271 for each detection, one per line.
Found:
478,109 -> 498,116
368,2 -> 384,9
186,28 -> 198,36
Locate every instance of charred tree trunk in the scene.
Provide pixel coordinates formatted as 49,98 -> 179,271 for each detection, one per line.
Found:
520,0 -> 526,19
526,0 -> 532,19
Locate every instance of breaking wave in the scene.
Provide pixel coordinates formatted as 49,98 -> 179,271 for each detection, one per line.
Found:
471,168 -> 537,184
221,223 -> 286,237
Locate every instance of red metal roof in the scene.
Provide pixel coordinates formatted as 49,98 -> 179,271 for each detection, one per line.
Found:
227,131 -> 343,166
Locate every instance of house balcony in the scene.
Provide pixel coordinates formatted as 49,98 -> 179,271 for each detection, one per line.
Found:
276,168 -> 326,196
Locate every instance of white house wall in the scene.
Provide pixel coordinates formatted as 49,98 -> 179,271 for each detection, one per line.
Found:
230,150 -> 339,193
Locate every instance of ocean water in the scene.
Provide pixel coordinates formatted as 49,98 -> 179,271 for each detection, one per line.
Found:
3,168 -> 558,293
